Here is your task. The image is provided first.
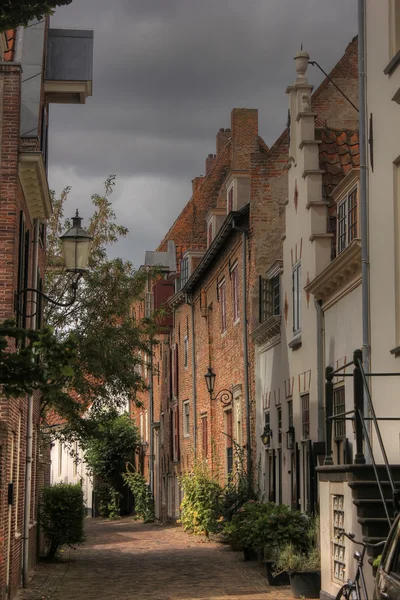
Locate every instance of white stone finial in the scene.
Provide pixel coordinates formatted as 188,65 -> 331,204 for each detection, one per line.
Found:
301,93 -> 311,112
294,49 -> 310,79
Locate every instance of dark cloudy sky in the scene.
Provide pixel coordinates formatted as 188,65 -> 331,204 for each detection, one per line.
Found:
49,0 -> 357,268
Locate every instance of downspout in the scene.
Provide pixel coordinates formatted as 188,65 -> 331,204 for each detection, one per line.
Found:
190,302 -> 197,457
315,299 -> 325,443
23,218 -> 39,587
232,222 -> 251,479
358,0 -> 371,430
149,338 -> 154,494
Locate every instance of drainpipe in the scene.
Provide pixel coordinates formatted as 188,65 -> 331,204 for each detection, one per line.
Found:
232,222 -> 251,479
23,218 -> 39,587
358,0 -> 371,431
315,299 -> 325,443
149,338 -> 154,494
190,302 -> 197,457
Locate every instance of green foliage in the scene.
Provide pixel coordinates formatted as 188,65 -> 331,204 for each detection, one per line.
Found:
223,500 -> 275,551
262,505 -> 310,560
107,488 -> 122,520
0,1 -> 73,32
0,320 -> 77,407
40,483 -> 85,558
219,440 -> 256,522
179,461 -> 222,536
44,177 -> 159,441
122,464 -> 155,522
274,515 -> 321,574
373,554 -> 382,569
83,410 -> 139,481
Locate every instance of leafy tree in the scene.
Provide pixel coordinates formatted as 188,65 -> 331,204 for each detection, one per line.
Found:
44,175 -> 159,438
0,1 -> 73,32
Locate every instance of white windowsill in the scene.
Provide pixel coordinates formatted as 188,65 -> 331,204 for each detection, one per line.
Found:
233,318 -> 240,327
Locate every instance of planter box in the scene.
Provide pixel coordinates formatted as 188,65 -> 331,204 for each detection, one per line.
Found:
289,570 -> 321,598
264,561 -> 290,586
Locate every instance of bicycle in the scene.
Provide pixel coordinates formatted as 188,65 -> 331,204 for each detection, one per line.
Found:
334,531 -> 386,600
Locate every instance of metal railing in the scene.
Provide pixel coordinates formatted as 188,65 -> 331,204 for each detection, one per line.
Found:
324,349 -> 400,526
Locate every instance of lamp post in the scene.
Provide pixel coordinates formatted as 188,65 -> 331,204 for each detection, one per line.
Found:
260,425 -> 271,447
204,367 -> 233,406
15,210 -> 92,316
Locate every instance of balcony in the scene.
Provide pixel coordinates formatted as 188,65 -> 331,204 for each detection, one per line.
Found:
44,28 -> 93,104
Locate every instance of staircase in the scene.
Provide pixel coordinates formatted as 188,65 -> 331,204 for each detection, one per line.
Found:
347,465 -> 400,560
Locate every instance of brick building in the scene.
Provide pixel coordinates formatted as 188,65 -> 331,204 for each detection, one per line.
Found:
0,22 -> 92,599
132,107 -> 289,521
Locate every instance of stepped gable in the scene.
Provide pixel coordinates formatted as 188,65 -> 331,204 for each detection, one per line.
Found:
318,128 -> 360,198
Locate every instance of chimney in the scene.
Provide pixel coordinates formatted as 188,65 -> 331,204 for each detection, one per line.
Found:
192,176 -> 204,195
231,108 -> 258,170
205,153 -> 216,174
216,127 -> 231,155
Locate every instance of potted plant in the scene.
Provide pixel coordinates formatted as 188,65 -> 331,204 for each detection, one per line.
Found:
275,544 -> 321,598
264,546 -> 290,586
223,500 -> 275,560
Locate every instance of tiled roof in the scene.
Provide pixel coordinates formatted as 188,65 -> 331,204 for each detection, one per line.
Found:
318,128 -> 359,198
4,30 -> 16,61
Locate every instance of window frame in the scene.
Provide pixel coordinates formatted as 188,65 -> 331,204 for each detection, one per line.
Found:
301,393 -> 310,440
225,409 -> 233,476
183,335 -> 189,368
227,185 -> 234,213
180,257 -> 189,288
183,400 -> 190,438
207,220 -> 213,247
337,186 -> 358,255
219,279 -> 227,333
333,386 -> 346,440
231,263 -> 240,322
292,262 -> 302,334
201,414 -> 208,457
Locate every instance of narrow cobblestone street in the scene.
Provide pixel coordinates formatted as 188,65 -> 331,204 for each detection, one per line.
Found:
18,518 -> 296,600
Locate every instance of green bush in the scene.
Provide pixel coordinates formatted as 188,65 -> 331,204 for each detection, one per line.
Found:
40,483 -> 85,558
223,500 -> 275,551
122,465 -> 154,522
179,461 -> 222,536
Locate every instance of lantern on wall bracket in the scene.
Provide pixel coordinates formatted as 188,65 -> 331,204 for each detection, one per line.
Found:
14,210 -> 92,317
204,367 -> 233,406
260,425 -> 272,447
286,426 -> 295,450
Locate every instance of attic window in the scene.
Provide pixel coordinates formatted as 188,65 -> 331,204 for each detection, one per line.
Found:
227,187 -> 234,213
337,187 -> 358,255
207,221 -> 213,247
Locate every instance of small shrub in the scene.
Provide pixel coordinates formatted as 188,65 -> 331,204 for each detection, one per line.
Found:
275,544 -> 321,573
179,461 -> 222,536
107,487 -> 122,520
40,483 -> 85,558
122,464 -> 154,522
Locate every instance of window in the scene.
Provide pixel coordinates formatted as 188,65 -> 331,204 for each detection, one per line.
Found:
202,415 -> 208,457
231,264 -> 240,321
180,258 -> 189,288
292,263 -> 301,333
207,221 -> 213,247
145,291 -> 154,317
219,280 -> 227,333
145,411 -> 149,442
301,394 -> 310,440
140,413 -> 144,442
333,387 -> 346,439
160,412 -> 164,446
260,274 -> 280,323
172,343 -> 179,399
225,410 -> 233,475
277,407 -> 282,445
234,397 -> 242,447
227,187 -> 234,212
184,336 -> 188,368
288,399 -> 293,429
183,401 -> 190,437
172,405 -> 180,461
17,212 -> 30,329
337,188 -> 358,254
58,441 -> 63,476
73,441 -> 78,477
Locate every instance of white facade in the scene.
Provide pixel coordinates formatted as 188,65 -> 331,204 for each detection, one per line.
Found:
367,0 -> 400,461
50,438 -> 94,516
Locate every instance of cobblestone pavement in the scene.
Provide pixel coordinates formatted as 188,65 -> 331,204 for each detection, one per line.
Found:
18,518 -> 297,600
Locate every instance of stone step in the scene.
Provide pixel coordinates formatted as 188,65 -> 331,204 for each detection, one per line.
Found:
358,517 -> 392,538
348,480 -> 399,499
353,498 -> 395,518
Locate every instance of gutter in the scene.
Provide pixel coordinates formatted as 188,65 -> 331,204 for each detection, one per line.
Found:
23,218 -> 39,587
149,338 -> 154,494
315,299 -> 325,443
232,220 -> 252,480
358,0 -> 371,438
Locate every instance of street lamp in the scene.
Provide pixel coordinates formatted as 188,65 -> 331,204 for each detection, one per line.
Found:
15,210 -> 92,316
204,367 -> 233,406
260,425 -> 271,446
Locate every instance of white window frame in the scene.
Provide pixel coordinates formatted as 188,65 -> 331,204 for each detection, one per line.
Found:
219,278 -> 227,333
337,186 -> 358,255
292,262 -> 301,334
139,413 -> 144,442
58,441 -> 63,477
227,184 -> 234,213
183,400 -> 190,438
145,411 -> 149,442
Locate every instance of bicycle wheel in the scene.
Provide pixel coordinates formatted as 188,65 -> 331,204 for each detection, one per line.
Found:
335,583 -> 358,599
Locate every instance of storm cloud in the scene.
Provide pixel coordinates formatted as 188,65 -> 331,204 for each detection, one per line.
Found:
49,0 -> 357,266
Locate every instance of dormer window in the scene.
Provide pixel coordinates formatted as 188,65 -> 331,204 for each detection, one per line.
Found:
224,172 -> 250,214
206,209 -> 226,247
337,187 -> 358,254
180,258 -> 189,287
175,249 -> 205,291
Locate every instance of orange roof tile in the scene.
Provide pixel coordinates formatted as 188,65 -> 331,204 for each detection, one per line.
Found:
318,128 -> 359,198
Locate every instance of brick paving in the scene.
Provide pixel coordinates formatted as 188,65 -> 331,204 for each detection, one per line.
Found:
17,517 -> 296,600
